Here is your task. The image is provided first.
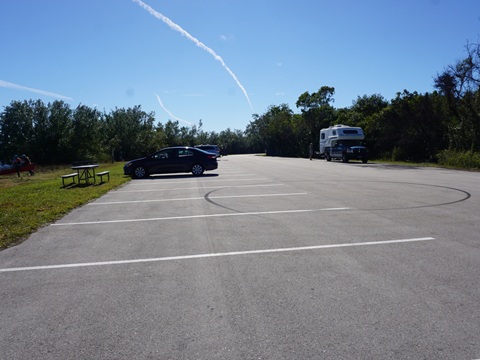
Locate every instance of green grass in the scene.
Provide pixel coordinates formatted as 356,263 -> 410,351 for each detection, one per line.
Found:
0,163 -> 130,250
370,159 -> 440,167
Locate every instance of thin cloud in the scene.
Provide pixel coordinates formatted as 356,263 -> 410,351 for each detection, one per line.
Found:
0,80 -> 73,101
155,93 -> 193,126
133,0 -> 253,111
182,93 -> 208,97
220,34 -> 234,42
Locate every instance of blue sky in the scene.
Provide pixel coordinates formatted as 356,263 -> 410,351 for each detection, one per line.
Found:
1,0 -> 479,132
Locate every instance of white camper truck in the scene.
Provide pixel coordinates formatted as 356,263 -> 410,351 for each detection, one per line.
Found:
319,124 -> 368,163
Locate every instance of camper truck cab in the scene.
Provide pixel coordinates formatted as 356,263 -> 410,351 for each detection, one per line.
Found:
319,125 -> 368,163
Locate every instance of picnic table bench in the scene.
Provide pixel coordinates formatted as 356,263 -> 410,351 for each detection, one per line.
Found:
96,171 -> 110,183
62,173 -> 78,187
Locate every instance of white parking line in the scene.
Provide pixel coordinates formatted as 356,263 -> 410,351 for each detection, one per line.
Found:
126,174 -> 257,184
90,193 -> 307,205
115,183 -> 284,193
51,208 -> 349,226
125,178 -> 268,186
0,237 -> 435,273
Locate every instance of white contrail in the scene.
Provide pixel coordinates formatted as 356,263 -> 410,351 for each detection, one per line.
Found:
155,93 -> 193,126
132,0 -> 253,111
0,80 -> 73,101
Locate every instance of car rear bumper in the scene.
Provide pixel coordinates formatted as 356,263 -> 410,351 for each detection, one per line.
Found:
207,162 -> 218,171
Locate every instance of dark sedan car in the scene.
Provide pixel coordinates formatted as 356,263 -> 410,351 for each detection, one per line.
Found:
123,146 -> 218,178
195,144 -> 220,157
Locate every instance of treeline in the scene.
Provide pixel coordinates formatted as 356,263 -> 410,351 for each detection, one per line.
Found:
247,41 -> 480,166
0,101 -> 249,164
1,42 -> 479,167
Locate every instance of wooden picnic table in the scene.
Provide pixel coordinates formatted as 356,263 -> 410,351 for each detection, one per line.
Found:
71,164 -> 99,184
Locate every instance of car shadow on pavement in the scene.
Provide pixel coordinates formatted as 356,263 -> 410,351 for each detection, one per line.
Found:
129,173 -> 220,180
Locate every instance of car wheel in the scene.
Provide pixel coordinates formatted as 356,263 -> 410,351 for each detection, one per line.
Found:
133,166 -> 147,178
362,158 -> 368,164
191,164 -> 205,176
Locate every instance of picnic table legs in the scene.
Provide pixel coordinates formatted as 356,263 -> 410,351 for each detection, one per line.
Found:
76,168 -> 96,184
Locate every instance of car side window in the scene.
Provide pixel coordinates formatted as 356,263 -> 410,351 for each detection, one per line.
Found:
178,149 -> 194,158
153,151 -> 168,159
166,149 -> 178,158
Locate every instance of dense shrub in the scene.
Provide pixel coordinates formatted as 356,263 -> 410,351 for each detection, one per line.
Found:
391,147 -> 408,161
437,150 -> 480,170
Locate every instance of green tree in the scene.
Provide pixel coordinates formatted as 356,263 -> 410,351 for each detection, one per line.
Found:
349,94 -> 389,124
163,120 -> 181,146
296,86 -> 336,147
246,104 -> 296,156
103,106 -> 157,160
30,100 -> 50,162
345,94 -> 389,157
245,113 -> 268,153
369,91 -> 447,161
0,100 -> 39,161
435,41 -> 480,151
43,100 -> 74,163
218,128 -> 247,155
71,105 -> 102,161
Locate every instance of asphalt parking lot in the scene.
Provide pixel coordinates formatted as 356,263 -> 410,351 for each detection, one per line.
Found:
1,155 -> 479,359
